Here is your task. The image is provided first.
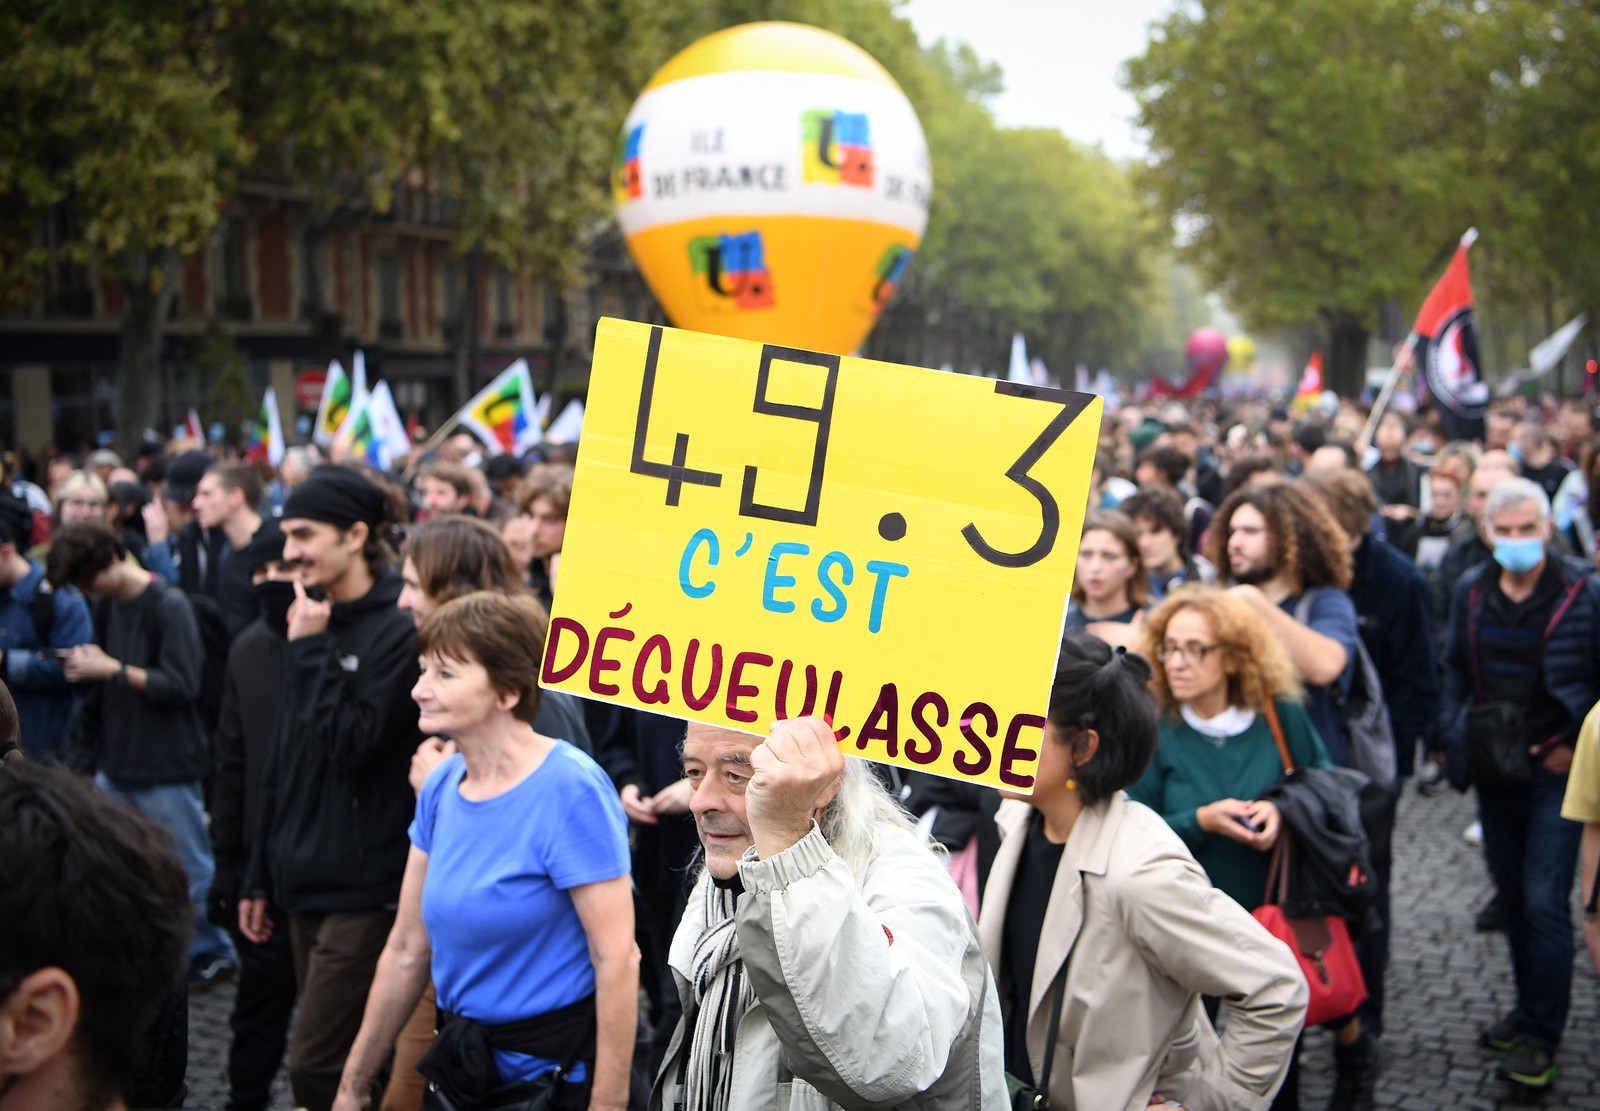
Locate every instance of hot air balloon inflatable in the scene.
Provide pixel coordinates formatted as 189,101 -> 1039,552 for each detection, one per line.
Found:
613,22 -> 932,355
1144,327 -> 1231,400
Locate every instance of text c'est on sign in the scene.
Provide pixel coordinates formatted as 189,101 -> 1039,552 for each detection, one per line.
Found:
542,318 -> 1103,793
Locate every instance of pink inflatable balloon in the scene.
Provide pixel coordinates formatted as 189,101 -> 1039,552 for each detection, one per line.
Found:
1185,327 -> 1231,377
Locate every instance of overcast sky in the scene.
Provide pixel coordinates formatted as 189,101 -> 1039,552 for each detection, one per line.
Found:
900,0 -> 1180,162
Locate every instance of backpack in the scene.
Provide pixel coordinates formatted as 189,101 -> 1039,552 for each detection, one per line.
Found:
1295,591 -> 1397,791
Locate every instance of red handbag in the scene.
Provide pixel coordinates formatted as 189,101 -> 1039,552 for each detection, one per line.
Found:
1251,843 -> 1367,1027
1250,700 -> 1368,1028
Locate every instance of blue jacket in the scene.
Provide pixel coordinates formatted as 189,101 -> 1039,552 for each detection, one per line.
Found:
0,562 -> 93,758
1439,554 -> 1600,790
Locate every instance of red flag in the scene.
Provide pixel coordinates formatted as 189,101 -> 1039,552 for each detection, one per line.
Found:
185,408 -> 205,443
1414,230 -> 1486,438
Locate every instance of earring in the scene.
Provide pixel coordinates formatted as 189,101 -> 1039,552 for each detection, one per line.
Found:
1065,777 -> 1078,791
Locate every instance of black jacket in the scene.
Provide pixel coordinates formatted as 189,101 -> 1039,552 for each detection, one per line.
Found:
217,520 -> 282,639
176,519 -> 225,598
1439,555 -> 1600,790
1261,766 -> 1378,925
246,571 -> 421,913
211,619 -> 288,872
94,580 -> 210,785
1349,535 -> 1439,776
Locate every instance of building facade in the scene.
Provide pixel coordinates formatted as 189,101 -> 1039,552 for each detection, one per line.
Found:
0,179 -> 662,454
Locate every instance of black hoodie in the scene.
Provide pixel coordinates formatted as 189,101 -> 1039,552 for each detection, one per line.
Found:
246,570 -> 421,913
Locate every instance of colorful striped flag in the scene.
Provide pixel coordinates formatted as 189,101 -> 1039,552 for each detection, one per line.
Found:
340,381 -> 410,470
313,360 -> 352,448
246,386 -> 286,467
454,359 -> 542,456
1293,351 -> 1323,415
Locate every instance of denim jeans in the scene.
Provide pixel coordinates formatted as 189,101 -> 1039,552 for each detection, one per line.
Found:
97,774 -> 237,968
1477,765 -> 1583,1049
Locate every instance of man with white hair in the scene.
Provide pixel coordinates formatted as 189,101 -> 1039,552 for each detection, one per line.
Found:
1439,475 -> 1600,1090
652,716 -> 1008,1110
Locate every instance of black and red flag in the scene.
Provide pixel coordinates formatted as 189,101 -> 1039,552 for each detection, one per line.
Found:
1412,229 -> 1486,442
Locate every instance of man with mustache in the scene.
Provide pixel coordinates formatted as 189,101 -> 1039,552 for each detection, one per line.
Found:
652,716 -> 1008,1110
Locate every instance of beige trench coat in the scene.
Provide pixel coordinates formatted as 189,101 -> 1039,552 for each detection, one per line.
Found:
979,794 -> 1307,1111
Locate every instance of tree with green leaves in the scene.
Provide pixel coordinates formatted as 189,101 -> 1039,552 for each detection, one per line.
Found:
3,0 -> 668,451
1,2 -> 247,449
1125,0 -> 1493,396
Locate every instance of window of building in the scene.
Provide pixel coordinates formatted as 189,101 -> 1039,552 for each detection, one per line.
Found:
300,228 -> 325,320
441,257 -> 463,339
377,250 -> 403,340
493,265 -> 514,339
215,217 -> 253,321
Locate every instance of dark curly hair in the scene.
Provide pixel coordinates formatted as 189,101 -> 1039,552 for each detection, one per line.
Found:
1206,479 -> 1353,593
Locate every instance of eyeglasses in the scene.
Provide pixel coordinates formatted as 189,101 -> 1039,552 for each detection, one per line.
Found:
61,498 -> 106,510
1155,641 -> 1219,666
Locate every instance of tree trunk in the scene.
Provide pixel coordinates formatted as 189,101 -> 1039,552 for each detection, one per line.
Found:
1323,312 -> 1370,400
115,249 -> 179,455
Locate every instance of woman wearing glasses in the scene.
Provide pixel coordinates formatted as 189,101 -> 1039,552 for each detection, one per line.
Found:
1128,584 -> 1329,914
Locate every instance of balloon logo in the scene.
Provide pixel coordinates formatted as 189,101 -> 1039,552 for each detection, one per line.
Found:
614,22 -> 932,355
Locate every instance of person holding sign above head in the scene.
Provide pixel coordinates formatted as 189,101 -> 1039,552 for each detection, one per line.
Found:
333,592 -> 638,1111
980,633 -> 1307,1111
653,716 -> 1009,1110
1061,510 -> 1149,650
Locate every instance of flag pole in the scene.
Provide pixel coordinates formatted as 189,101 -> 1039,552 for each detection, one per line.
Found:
1358,334 -> 1417,452
401,412 -> 464,482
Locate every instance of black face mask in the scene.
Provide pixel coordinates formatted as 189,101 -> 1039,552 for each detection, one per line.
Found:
254,579 -> 297,637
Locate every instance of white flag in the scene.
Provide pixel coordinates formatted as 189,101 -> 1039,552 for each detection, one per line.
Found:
545,400 -> 586,444
1007,333 -> 1031,384
1529,314 -> 1588,378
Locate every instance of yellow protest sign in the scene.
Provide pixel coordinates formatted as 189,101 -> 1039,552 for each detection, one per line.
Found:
542,318 -> 1103,791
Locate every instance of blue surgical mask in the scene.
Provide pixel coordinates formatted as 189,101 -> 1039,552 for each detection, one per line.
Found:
1492,536 -> 1545,574
1508,444 -> 1525,464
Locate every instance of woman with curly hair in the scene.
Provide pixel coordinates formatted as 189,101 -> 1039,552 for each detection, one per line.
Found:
1129,585 -> 1333,1110
1128,585 -> 1329,910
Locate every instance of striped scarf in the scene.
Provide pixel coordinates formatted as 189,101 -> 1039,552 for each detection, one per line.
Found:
684,877 -> 753,1111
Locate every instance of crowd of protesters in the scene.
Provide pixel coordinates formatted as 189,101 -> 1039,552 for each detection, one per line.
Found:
4,382 -> 1600,1110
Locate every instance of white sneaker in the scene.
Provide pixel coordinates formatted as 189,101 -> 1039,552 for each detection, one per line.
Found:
1463,820 -> 1483,846
1416,761 -> 1445,795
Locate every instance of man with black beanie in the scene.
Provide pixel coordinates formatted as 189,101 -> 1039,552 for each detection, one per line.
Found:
240,465 -> 420,1111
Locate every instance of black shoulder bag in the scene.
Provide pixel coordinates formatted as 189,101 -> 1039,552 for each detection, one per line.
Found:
1005,891 -> 1077,1111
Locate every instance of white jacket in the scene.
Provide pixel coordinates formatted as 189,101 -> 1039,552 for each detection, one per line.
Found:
651,822 -> 1009,1110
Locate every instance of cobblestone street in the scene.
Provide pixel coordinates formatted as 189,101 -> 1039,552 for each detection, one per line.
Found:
183,784 -> 1600,1109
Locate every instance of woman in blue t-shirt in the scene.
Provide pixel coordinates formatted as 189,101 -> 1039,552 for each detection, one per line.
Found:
332,591 -> 636,1111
